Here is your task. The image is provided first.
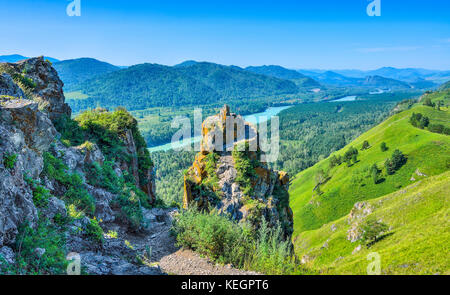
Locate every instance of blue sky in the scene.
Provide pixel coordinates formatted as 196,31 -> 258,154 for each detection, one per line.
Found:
1,0 -> 449,70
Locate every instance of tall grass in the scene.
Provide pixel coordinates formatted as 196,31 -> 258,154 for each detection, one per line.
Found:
172,207 -> 308,274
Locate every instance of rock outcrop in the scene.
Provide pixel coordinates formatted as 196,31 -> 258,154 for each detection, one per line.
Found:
0,98 -> 57,245
0,57 -> 71,122
183,105 -> 293,236
0,58 -> 159,275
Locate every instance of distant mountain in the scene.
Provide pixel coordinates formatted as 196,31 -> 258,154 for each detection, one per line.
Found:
301,71 -> 360,86
53,58 -> 120,91
365,67 -> 438,82
67,62 -> 300,113
297,69 -> 415,89
331,69 -> 367,78
361,75 -> 411,89
0,54 -> 59,63
300,67 -> 450,86
409,78 -> 438,90
173,60 -> 199,68
245,65 -> 320,88
246,65 -> 308,80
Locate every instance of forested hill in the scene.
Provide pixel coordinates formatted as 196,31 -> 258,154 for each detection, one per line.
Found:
66,62 -> 300,112
361,75 -> 411,88
245,65 -> 320,87
53,58 -> 120,91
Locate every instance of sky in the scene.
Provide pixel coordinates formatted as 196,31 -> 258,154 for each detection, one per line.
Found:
1,0 -> 449,70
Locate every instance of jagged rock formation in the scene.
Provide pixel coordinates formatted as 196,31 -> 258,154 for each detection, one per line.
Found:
0,58 -> 159,274
0,98 -> 56,245
0,56 -> 71,122
183,105 -> 293,236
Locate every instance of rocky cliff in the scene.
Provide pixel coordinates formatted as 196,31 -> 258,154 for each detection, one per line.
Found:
0,57 -> 160,274
183,105 -> 293,236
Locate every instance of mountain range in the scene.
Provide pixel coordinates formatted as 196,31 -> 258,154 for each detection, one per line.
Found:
3,54 -> 448,112
300,67 -> 450,85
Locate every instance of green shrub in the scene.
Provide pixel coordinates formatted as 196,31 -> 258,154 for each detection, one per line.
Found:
113,183 -> 150,230
359,219 -> 389,247
53,115 -> 85,147
43,152 -> 96,215
343,147 -> 358,166
409,112 -> 430,129
329,154 -> 342,169
385,149 -> 407,175
172,208 -> 306,274
371,163 -> 380,184
11,217 -> 67,274
3,153 -> 17,170
85,161 -> 122,194
85,218 -> 104,244
172,207 -> 254,266
422,97 -> 435,107
428,124 -> 450,135
245,219 -> 298,275
232,143 -> 258,196
32,185 -> 51,208
380,142 -> 388,152
361,140 -> 370,150
203,152 -> 220,191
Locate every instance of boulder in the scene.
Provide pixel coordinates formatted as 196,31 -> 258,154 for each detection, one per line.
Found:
0,246 -> 16,265
0,73 -> 25,99
42,197 -> 67,220
86,185 -> 115,223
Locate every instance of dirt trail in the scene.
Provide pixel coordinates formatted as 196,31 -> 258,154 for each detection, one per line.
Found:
94,208 -> 258,275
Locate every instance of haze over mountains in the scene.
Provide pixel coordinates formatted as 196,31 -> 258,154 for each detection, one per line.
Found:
299,67 -> 450,85
2,54 -> 449,113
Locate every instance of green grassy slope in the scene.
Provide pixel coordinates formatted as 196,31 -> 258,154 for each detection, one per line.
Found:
289,93 -> 450,234
288,89 -> 450,274
293,171 -> 449,275
290,105 -> 450,233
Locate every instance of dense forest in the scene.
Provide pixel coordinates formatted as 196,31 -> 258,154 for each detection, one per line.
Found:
53,58 -> 120,91
66,62 -> 300,113
271,92 -> 422,176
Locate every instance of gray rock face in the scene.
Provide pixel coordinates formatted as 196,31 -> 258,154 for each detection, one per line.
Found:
42,197 -> 67,221
13,57 -> 71,121
0,99 -> 56,246
347,202 -> 373,242
86,185 -> 115,223
0,73 -> 25,99
0,246 -> 15,265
